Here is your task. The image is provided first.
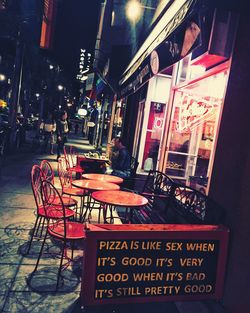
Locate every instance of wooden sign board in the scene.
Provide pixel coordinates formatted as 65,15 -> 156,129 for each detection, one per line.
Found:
81,224 -> 229,306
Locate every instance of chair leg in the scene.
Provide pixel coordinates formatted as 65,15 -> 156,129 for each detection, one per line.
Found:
26,215 -> 40,254
35,216 -> 43,237
98,208 -> 101,224
33,228 -> 48,273
56,240 -> 66,290
39,217 -> 46,237
71,241 -> 74,260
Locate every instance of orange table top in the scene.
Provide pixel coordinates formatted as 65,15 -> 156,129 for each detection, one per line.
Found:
91,190 -> 148,207
71,179 -> 120,192
82,173 -> 123,184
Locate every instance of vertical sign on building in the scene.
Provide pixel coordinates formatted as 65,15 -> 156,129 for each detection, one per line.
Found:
40,0 -> 57,49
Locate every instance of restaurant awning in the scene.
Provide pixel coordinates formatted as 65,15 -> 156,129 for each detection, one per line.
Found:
119,0 -> 202,97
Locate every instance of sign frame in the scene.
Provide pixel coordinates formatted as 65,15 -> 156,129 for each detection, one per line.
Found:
81,224 -> 229,307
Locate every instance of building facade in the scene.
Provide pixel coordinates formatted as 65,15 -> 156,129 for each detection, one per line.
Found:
95,0 -> 249,311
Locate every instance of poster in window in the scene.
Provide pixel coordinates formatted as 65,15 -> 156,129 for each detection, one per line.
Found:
202,121 -> 215,141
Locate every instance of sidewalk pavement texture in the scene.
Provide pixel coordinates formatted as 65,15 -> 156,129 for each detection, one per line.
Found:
0,133 -> 223,313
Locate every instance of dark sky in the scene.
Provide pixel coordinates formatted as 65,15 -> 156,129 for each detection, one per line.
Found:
53,0 -> 100,82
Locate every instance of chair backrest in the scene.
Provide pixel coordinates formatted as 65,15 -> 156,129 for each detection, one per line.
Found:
130,157 -> 139,177
69,146 -> 78,167
41,180 -> 67,237
31,164 -> 43,211
57,156 -> 72,189
173,184 -> 225,224
40,160 -> 54,184
142,170 -> 175,196
63,146 -> 72,168
64,145 -> 79,169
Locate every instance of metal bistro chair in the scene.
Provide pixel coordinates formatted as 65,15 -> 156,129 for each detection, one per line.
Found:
132,170 -> 176,224
26,165 -> 75,254
63,146 -> 84,177
172,184 -> 225,225
30,180 -> 86,290
40,160 -> 78,211
58,157 -> 86,221
121,156 -> 139,190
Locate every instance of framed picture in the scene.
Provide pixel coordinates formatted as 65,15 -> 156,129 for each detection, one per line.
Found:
202,121 -> 214,141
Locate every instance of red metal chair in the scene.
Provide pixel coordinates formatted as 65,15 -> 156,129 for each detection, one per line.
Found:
58,157 -> 86,221
26,165 -> 75,254
30,180 -> 86,290
40,159 -> 78,209
63,145 -> 84,177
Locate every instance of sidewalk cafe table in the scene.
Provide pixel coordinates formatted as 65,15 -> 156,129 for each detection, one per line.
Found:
71,180 -> 120,222
82,173 -> 123,185
91,190 -> 148,224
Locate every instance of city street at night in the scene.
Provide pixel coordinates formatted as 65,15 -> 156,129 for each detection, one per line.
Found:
0,1 -> 249,312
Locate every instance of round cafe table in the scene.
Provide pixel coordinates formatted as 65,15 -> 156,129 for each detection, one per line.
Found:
71,179 -> 120,222
82,173 -> 123,185
92,190 -> 148,224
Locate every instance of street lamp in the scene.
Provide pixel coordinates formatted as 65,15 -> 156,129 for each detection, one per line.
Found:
0,74 -> 6,81
126,0 -> 142,22
57,84 -> 63,91
126,0 -> 156,22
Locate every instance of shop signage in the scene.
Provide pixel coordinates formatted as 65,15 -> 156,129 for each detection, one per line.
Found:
150,50 -> 160,75
85,73 -> 95,91
178,93 -> 221,131
153,117 -> 164,129
81,224 -> 229,306
121,65 -> 150,96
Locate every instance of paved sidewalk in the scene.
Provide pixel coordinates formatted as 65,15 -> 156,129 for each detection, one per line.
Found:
0,134 -> 222,313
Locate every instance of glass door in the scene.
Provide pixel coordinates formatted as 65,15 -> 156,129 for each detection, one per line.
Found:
141,101 -> 166,172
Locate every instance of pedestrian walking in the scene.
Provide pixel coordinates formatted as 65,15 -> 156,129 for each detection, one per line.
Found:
56,111 -> 69,161
40,113 -> 56,154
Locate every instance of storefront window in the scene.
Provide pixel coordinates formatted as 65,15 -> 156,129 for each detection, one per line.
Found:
165,69 -> 229,193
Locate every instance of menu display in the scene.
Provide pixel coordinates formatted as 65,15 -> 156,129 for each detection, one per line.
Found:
81,224 -> 229,306
94,239 -> 218,300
